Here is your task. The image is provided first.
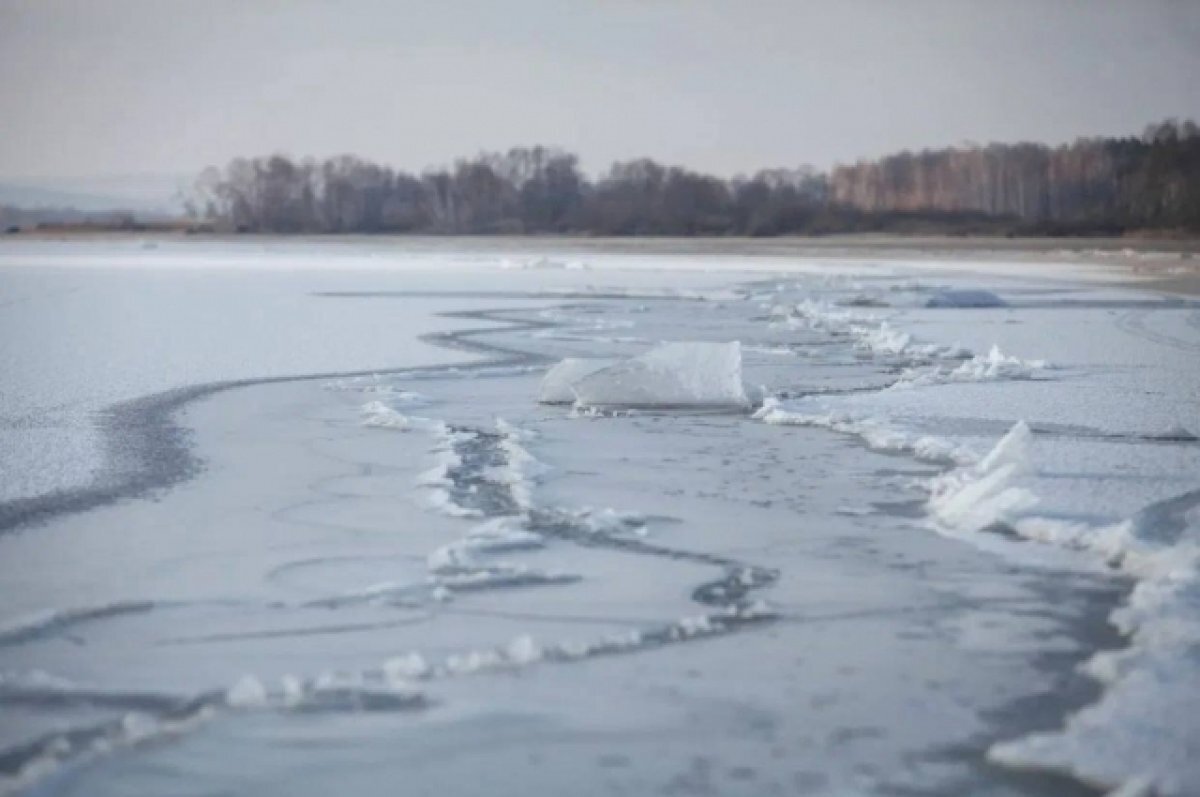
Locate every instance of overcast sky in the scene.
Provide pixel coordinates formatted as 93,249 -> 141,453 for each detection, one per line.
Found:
2,0 -> 1199,181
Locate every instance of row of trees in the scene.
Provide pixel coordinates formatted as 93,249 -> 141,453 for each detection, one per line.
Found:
189,147 -> 830,236
830,120 -> 1200,232
191,121 -> 1200,235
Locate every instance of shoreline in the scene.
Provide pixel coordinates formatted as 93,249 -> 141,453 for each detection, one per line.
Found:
5,232 -> 1198,296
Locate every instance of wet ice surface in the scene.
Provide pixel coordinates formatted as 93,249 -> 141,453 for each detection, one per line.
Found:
0,240 -> 1197,796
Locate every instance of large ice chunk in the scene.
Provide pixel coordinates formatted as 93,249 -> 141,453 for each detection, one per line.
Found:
925,289 -> 1007,308
928,421 -> 1038,533
571,342 -> 749,409
538,358 -> 617,404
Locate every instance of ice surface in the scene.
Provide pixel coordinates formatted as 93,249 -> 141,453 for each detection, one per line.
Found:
3,238 -> 1199,797
571,341 -> 749,409
979,492 -> 1200,795
752,277 -> 1200,794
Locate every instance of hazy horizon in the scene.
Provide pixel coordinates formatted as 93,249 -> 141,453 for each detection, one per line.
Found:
2,0 -> 1199,184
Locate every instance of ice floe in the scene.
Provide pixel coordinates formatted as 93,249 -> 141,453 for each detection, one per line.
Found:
927,421 -> 1039,535
925,289 -> 1007,308
569,341 -> 750,409
538,357 -> 618,404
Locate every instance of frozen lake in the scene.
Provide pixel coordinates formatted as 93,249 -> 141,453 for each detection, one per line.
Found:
0,238 -> 1197,796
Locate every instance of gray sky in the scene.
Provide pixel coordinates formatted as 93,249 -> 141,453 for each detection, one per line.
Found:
2,0 -> 1199,181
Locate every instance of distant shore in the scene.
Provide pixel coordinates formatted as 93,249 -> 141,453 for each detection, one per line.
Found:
5,230 -> 1199,295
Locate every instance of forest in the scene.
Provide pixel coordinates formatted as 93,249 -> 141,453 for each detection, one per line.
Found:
189,120 -> 1200,236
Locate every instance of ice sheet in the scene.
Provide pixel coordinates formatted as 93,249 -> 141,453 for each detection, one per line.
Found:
1,238 -> 1197,796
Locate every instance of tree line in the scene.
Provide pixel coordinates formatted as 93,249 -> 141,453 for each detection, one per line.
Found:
190,120 -> 1200,236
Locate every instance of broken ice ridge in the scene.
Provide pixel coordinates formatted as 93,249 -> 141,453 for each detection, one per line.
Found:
539,341 -> 752,410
